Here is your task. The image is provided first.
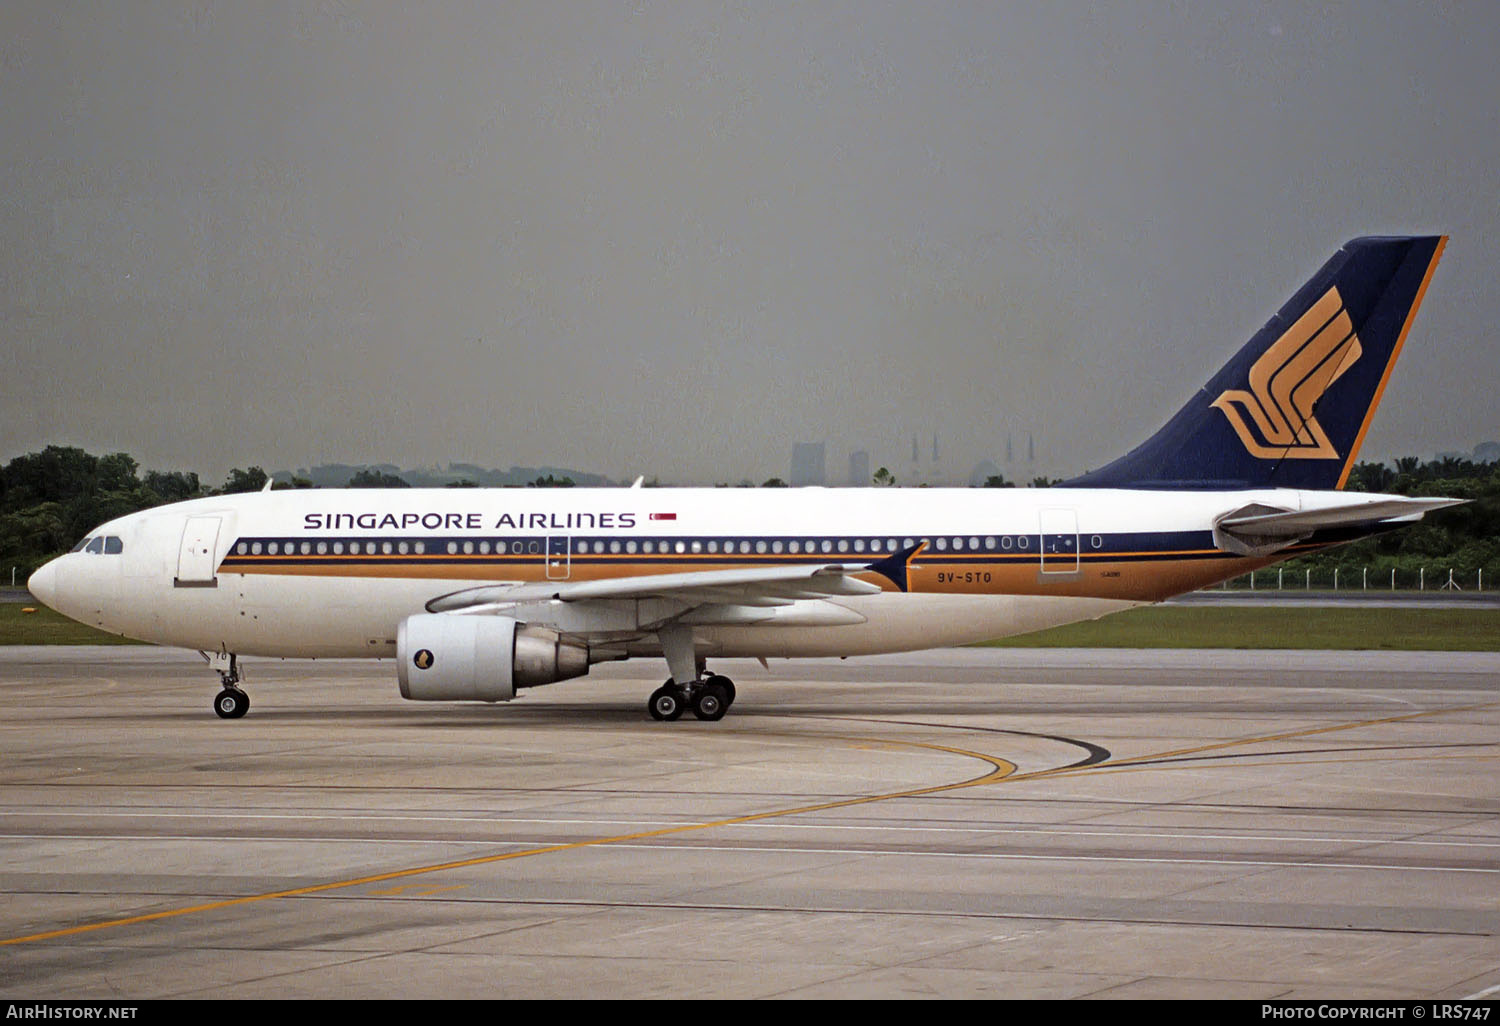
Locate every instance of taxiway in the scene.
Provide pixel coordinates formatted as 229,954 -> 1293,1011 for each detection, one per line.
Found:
1,646 -> 1496,999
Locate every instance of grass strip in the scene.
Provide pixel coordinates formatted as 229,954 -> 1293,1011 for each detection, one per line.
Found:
0,603 -> 141,645
982,604 -> 1500,651
4,603 -> 1496,651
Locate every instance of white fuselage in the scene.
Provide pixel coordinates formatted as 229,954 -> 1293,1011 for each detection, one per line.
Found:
29,485 -> 1365,661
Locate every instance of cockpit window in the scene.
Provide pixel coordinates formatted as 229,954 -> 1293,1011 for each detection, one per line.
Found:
85,537 -> 104,554
71,537 -> 92,553
104,536 -> 124,554
79,536 -> 123,555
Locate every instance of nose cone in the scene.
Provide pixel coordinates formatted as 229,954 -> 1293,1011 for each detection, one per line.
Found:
27,559 -> 59,608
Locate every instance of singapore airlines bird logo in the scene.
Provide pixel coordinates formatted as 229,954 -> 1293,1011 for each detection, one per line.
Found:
1211,287 -> 1361,460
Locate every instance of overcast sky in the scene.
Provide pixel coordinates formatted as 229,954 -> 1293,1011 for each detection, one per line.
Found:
2,2 -> 1496,485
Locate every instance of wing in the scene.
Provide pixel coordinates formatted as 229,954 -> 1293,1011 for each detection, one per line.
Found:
422,545 -> 924,633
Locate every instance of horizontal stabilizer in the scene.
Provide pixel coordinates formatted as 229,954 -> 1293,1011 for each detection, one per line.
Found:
1214,496 -> 1465,556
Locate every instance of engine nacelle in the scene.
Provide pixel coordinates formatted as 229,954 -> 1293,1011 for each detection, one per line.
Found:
396,614 -> 591,702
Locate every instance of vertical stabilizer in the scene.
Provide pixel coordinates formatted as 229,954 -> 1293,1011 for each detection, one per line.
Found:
1062,236 -> 1446,490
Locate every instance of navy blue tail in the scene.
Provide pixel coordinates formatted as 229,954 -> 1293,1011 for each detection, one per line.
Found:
1062,236 -> 1446,491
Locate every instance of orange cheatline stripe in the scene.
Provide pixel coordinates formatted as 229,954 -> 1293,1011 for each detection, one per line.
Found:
0,736 -> 1015,947
1338,236 -> 1447,488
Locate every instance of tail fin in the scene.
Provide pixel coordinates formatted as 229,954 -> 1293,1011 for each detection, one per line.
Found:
1062,235 -> 1446,490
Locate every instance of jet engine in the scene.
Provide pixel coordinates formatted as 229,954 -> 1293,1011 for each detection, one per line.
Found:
396,613 -> 591,702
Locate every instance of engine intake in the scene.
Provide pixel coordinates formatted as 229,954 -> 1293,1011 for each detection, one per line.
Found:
397,614 -> 591,702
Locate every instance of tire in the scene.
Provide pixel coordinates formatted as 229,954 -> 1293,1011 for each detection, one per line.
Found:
214,689 -> 248,719
648,684 -> 685,721
691,681 -> 728,722
705,674 -> 736,709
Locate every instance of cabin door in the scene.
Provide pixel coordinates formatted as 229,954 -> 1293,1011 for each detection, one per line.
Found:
176,516 -> 221,587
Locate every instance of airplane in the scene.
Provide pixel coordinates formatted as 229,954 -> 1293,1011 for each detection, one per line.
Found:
27,235 -> 1461,723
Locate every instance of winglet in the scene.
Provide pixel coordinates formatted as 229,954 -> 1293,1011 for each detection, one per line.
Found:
865,543 -> 925,593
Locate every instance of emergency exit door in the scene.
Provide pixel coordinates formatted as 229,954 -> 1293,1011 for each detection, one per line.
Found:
1039,508 -> 1079,574
546,536 -> 571,579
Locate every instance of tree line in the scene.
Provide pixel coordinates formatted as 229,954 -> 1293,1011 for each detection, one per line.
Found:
1270,456 -> 1499,587
2,445 -> 1495,582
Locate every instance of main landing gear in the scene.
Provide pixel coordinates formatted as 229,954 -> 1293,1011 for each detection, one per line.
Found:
205,651 -> 249,719
647,624 -> 735,722
647,674 -> 736,722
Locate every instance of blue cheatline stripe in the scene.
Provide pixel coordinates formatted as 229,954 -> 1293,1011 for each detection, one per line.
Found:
215,528 -> 1273,573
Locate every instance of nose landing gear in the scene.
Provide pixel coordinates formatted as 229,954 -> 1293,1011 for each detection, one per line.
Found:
202,650 -> 249,719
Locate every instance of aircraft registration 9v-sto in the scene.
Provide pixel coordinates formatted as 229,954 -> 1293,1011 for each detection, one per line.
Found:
27,235 -> 1460,722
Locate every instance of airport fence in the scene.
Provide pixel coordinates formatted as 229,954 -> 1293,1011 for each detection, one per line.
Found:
1220,565 -> 1493,593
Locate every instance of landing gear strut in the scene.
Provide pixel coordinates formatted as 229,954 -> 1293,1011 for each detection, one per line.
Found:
204,651 -> 249,719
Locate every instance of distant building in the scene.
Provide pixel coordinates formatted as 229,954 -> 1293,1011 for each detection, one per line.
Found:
790,442 -> 826,487
848,450 -> 870,487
